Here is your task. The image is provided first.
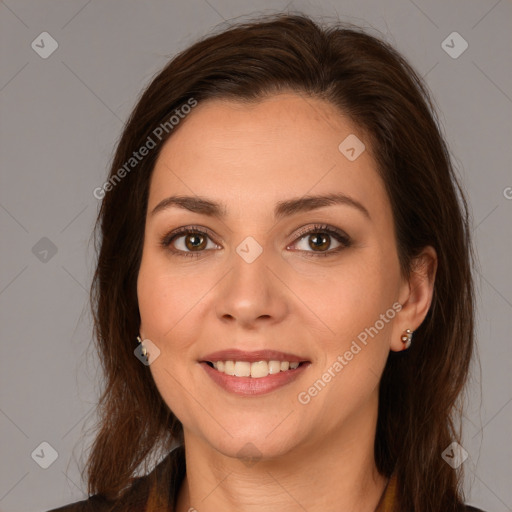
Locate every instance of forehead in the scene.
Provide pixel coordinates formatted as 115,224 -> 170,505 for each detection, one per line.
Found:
148,93 -> 389,221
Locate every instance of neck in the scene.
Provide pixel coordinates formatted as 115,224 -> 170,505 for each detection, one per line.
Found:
175,398 -> 388,512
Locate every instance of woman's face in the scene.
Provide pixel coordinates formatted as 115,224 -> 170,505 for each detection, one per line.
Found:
137,92 -> 411,460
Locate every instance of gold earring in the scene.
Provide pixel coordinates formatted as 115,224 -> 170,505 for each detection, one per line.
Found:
401,329 -> 413,350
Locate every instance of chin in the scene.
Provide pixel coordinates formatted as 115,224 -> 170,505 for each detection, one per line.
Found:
200,425 -> 303,463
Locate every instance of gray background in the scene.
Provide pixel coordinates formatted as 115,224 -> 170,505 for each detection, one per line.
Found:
0,1 -> 511,511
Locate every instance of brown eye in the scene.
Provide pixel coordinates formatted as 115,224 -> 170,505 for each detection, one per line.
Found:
184,233 -> 207,251
161,227 -> 220,257
289,224 -> 352,257
308,233 -> 331,251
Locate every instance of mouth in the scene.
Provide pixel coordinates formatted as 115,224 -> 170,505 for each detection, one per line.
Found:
202,360 -> 309,378
199,349 -> 311,395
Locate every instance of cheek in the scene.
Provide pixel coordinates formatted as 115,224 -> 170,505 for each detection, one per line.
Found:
295,261 -> 397,424
137,252 -> 208,341
137,256 -> 203,425
137,264 -> 172,336
289,249 -> 398,345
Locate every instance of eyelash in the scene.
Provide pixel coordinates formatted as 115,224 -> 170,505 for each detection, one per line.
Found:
160,223 -> 352,259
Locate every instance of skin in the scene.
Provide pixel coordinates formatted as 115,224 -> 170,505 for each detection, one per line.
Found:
137,92 -> 437,512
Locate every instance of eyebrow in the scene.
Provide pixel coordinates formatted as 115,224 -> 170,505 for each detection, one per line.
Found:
150,192 -> 371,220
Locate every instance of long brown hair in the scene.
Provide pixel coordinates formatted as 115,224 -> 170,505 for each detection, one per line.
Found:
86,13 -> 475,511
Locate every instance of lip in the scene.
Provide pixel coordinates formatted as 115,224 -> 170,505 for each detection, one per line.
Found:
200,349 -> 309,364
200,360 -> 311,396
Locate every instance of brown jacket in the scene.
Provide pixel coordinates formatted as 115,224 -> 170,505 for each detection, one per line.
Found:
47,445 -> 486,512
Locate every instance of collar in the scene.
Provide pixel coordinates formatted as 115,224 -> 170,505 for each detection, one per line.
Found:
375,472 -> 398,512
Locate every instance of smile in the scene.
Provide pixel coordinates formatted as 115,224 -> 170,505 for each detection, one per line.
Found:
200,361 -> 310,396
206,360 -> 303,378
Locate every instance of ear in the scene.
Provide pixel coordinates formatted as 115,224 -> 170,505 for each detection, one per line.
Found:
390,246 -> 437,352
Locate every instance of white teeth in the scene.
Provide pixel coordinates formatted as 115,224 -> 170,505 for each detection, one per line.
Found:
251,361 -> 269,378
211,360 -> 303,378
234,361 -> 251,377
224,360 -> 235,375
268,361 -> 281,375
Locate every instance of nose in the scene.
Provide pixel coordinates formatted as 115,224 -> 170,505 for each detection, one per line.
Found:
214,248 -> 289,330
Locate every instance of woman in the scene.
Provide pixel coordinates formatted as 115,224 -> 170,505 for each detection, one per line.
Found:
49,13 -> 485,512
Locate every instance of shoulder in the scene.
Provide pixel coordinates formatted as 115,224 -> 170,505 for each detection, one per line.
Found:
464,506 -> 487,512
44,482 -> 147,512
45,445 -> 185,512
45,494 -> 110,511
